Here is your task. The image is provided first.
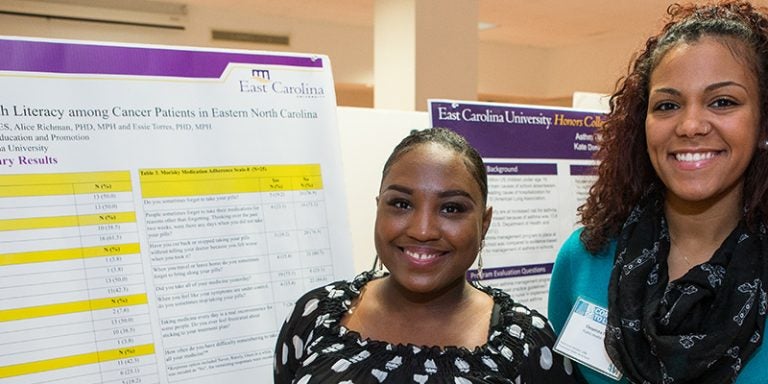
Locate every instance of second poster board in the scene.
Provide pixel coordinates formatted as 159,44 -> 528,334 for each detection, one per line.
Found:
429,99 -> 603,315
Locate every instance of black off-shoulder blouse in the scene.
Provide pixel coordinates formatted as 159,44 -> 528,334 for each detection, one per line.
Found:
274,271 -> 579,384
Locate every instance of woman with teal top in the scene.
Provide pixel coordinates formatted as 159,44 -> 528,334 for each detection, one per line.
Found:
549,1 -> 768,383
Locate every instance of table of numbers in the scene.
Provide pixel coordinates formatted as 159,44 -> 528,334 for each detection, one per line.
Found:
0,171 -> 157,384
139,164 -> 334,382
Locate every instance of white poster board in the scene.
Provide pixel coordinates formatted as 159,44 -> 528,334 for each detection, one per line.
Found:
0,37 -> 354,383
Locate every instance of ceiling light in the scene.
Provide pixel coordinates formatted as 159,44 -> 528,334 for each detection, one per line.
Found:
478,22 -> 497,30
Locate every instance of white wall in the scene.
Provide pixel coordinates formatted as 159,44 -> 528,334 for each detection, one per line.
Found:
478,41 -> 551,97
547,34 -> 650,98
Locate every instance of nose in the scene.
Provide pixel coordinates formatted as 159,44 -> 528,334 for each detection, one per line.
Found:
675,106 -> 711,137
406,207 -> 440,241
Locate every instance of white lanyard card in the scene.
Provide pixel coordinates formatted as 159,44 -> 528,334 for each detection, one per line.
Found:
553,297 -> 622,380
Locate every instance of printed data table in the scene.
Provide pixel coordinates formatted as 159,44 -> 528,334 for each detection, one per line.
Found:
140,164 -> 333,382
0,171 -> 157,384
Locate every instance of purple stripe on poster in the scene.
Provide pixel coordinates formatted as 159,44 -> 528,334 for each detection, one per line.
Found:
486,162 -> 557,176
430,101 -> 603,160
467,262 -> 553,281
0,39 -> 323,78
570,164 -> 596,176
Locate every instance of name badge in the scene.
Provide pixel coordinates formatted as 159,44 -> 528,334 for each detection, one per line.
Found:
553,297 -> 622,381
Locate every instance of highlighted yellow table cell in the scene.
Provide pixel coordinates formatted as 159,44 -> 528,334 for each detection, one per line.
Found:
291,175 -> 323,190
0,294 -> 148,323
0,212 -> 136,232
0,171 -> 130,198
140,164 -> 320,182
0,350 -> 100,379
78,212 -> 136,226
99,343 -> 155,362
0,243 -> 141,267
82,243 -> 141,258
0,215 -> 78,231
73,180 -> 132,194
140,164 -> 322,198
90,294 -> 148,311
0,344 -> 154,379
0,184 -> 77,197
260,176 -> 289,192
141,178 -> 262,198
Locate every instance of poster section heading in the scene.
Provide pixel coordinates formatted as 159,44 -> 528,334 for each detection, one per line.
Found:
0,38 -> 333,170
430,101 -> 602,159
0,101 -> 322,169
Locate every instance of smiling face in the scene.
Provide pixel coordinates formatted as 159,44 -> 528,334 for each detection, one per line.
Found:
645,36 -> 760,211
374,142 -> 492,295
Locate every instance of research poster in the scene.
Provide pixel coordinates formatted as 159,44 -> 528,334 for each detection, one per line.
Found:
0,37 -> 354,384
429,100 -> 602,315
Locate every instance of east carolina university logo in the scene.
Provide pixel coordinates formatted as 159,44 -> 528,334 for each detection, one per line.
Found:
251,69 -> 271,83
239,69 -> 326,98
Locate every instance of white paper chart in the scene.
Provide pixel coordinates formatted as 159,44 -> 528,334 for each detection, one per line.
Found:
0,37 -> 353,383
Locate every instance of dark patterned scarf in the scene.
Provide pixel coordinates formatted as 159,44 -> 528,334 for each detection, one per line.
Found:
604,192 -> 767,383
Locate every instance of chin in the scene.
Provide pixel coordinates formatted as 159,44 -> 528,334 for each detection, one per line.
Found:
668,187 -> 735,206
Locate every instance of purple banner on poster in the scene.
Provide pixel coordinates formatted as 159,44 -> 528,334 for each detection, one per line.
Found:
0,38 -> 323,78
430,101 -> 603,160
467,262 -> 554,281
570,164 -> 597,176
486,162 -> 557,176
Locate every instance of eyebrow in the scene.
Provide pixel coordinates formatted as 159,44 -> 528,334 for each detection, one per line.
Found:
383,184 -> 476,201
651,81 -> 748,96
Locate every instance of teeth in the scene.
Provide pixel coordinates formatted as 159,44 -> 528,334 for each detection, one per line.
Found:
404,250 -> 438,260
675,152 -> 716,162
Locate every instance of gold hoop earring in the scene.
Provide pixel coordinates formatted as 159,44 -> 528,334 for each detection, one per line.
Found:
370,254 -> 383,273
476,240 -> 485,281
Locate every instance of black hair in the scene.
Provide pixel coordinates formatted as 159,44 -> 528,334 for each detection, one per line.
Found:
381,127 -> 488,205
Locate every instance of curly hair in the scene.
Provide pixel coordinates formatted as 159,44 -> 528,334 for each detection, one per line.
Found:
580,0 -> 768,253
381,127 -> 488,205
